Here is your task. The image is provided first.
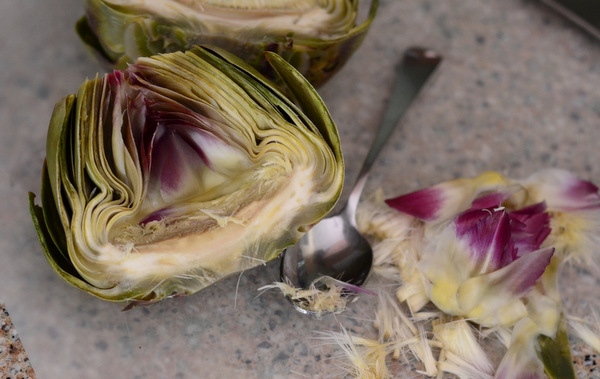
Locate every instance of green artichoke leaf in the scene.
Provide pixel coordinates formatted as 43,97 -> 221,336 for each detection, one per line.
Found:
78,0 -> 378,88
31,46 -> 343,304
537,316 -> 576,379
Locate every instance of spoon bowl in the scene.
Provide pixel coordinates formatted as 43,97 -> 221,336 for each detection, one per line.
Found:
280,47 -> 442,314
281,211 -> 372,290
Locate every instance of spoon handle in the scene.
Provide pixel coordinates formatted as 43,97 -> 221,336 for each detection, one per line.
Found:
540,0 -> 600,40
345,47 -> 442,221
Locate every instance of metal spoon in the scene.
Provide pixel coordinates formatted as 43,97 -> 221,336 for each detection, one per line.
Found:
280,47 -> 442,314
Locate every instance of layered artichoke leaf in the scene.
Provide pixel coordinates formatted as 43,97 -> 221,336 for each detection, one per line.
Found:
30,46 -> 343,303
76,0 -> 378,87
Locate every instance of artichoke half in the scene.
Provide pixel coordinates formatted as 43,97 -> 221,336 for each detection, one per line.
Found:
76,0 -> 378,87
29,46 -> 343,304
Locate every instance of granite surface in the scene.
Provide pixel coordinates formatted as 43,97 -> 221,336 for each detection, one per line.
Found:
0,302 -> 35,378
1,0 -> 600,378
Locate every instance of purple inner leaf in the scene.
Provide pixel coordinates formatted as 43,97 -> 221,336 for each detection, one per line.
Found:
103,66 -> 233,225
456,207 -> 512,273
143,99 -> 217,170
108,69 -> 124,87
126,94 -> 148,169
454,198 -> 551,273
509,202 -> 551,259
155,130 -> 189,194
137,96 -> 226,201
140,207 -> 172,225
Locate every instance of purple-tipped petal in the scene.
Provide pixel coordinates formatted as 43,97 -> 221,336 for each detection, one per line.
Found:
521,169 -> 600,211
560,173 -> 600,209
385,187 -> 444,222
507,247 -> 554,295
470,247 -> 554,301
386,172 -> 512,223
455,247 -> 554,322
567,179 -> 600,200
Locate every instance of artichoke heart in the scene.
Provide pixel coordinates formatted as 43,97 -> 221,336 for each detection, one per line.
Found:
30,46 -> 343,304
77,0 -> 378,87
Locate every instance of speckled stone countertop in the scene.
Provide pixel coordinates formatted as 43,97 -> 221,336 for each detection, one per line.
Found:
1,0 -> 600,378
0,302 -> 35,378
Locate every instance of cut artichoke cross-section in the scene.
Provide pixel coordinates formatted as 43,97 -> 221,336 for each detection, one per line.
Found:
30,46 -> 343,304
76,0 -> 378,87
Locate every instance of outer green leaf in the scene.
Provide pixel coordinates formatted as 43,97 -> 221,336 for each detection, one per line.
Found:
537,317 -> 576,379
